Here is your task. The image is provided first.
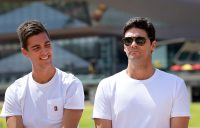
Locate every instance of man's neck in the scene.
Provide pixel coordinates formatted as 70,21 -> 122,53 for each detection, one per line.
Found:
32,67 -> 56,84
126,62 -> 155,80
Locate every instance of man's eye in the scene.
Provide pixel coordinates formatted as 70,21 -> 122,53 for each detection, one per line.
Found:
32,47 -> 40,51
45,43 -> 51,47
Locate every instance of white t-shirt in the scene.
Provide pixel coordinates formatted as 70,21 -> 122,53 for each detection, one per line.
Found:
1,68 -> 84,128
93,69 -> 190,128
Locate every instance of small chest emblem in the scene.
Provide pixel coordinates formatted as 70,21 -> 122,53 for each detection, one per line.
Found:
54,106 -> 58,111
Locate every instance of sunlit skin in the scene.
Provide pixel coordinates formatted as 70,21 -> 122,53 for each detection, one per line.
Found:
21,32 -> 56,84
124,28 -> 156,64
124,28 -> 157,80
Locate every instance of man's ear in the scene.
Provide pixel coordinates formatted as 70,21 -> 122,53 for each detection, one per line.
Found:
151,40 -> 157,53
21,48 -> 28,57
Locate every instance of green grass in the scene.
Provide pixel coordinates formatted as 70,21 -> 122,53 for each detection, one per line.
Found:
189,103 -> 200,128
0,115 -> 6,128
79,103 -> 95,128
0,103 -> 200,128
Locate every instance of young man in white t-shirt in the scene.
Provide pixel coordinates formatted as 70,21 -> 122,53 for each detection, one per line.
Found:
92,17 -> 190,128
1,20 -> 84,128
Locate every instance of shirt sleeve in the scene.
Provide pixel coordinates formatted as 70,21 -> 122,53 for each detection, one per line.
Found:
171,79 -> 191,118
64,77 -> 84,109
0,84 -> 22,118
92,79 -> 112,120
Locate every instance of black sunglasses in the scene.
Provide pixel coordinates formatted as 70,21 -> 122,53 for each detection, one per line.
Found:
122,37 -> 146,46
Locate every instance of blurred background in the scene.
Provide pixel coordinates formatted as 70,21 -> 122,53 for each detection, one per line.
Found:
0,0 -> 199,127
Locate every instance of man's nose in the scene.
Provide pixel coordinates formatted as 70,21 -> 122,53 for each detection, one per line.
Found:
130,40 -> 137,47
40,48 -> 48,55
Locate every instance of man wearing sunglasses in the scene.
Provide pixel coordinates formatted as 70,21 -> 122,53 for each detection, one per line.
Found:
93,17 -> 190,128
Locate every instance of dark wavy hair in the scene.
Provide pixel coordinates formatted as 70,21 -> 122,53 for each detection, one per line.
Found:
123,17 -> 156,42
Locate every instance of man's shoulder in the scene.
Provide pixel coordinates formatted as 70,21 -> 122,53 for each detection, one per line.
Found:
156,69 -> 184,82
57,68 -> 79,80
100,70 -> 125,85
108,70 -> 125,79
6,73 -> 30,94
56,68 -> 82,86
11,73 -> 30,87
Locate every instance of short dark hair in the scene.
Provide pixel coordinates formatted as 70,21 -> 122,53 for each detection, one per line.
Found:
17,20 -> 50,50
123,17 -> 156,42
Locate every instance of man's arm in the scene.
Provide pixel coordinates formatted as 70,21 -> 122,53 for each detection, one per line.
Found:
170,117 -> 190,128
62,109 -> 83,128
6,116 -> 24,128
94,118 -> 112,128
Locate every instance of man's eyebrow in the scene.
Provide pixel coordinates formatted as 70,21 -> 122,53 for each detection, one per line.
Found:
30,40 -> 50,48
44,40 -> 51,44
45,40 -> 50,43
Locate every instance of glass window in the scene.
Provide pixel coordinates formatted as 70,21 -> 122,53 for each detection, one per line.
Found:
152,45 -> 168,69
53,36 -> 116,75
178,51 -> 190,61
191,51 -> 200,62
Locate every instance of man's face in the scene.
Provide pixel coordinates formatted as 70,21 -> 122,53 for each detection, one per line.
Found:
21,32 -> 54,70
123,27 -> 156,62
